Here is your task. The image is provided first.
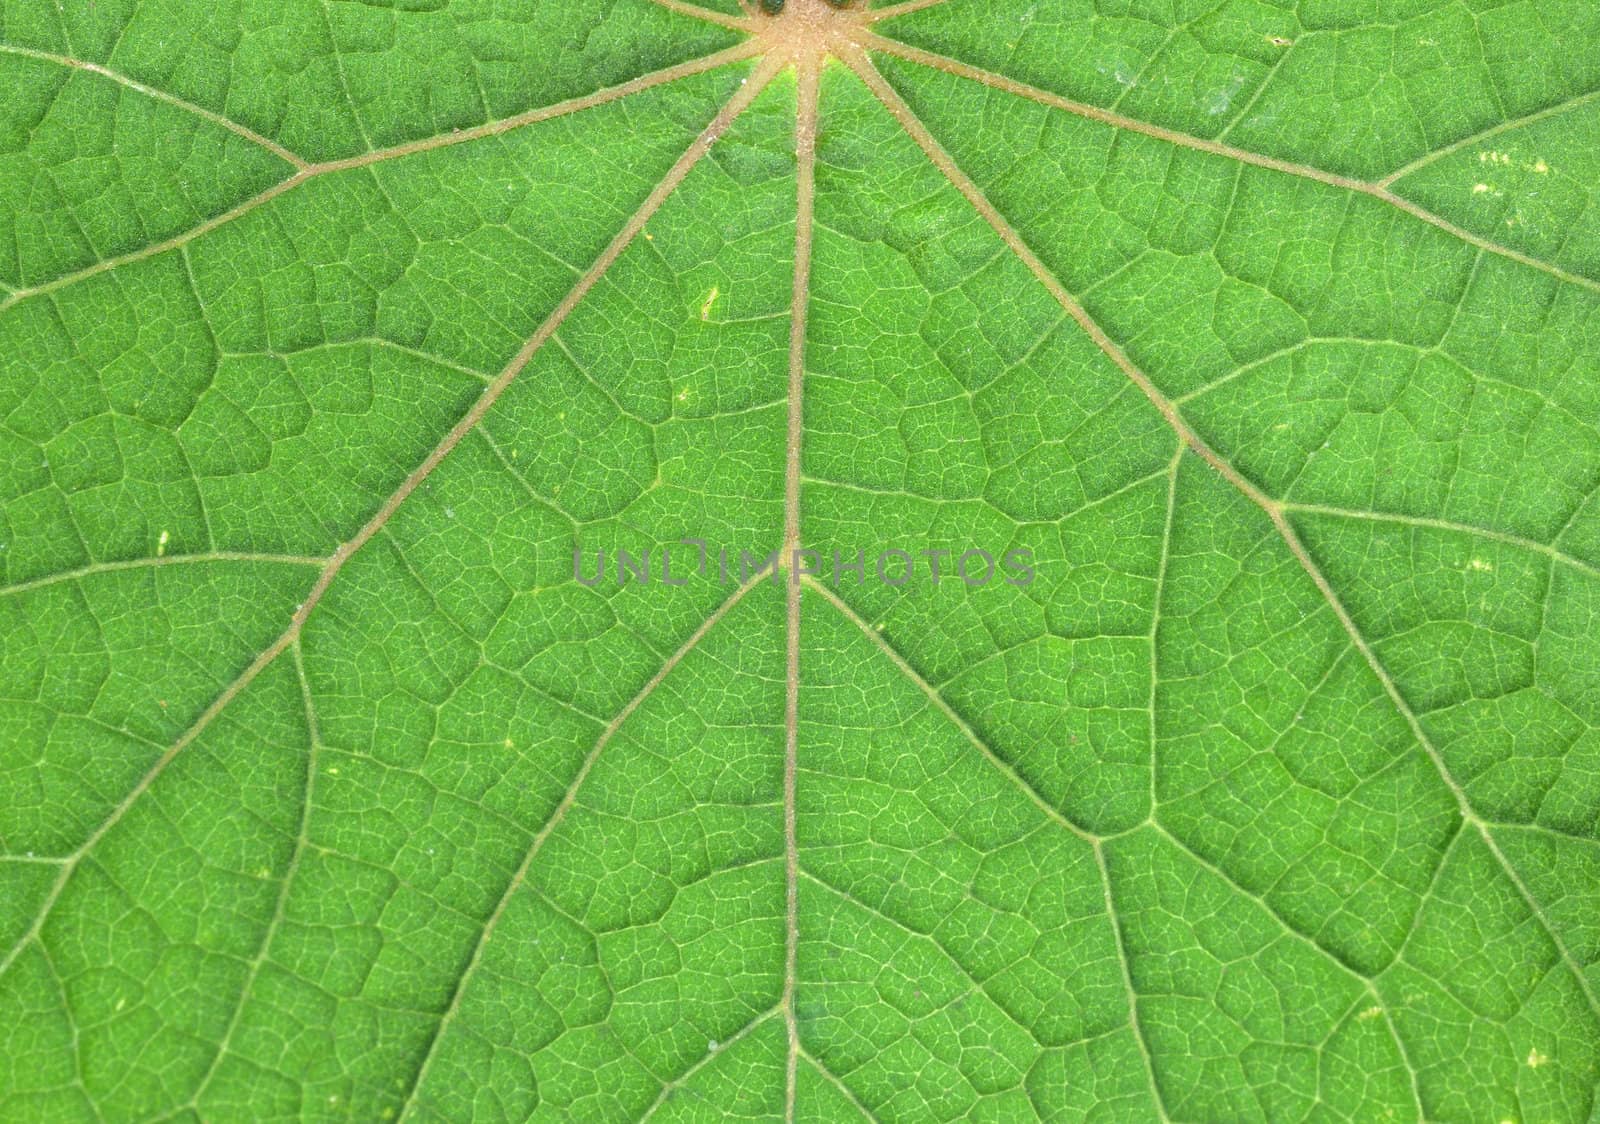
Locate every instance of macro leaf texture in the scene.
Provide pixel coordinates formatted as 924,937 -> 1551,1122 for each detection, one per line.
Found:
3,0 -> 1600,1119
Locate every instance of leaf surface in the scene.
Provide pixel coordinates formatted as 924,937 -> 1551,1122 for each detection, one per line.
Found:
2,1 -> 1599,1120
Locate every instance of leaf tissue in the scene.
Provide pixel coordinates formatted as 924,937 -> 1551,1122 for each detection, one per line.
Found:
2,1 -> 1599,1120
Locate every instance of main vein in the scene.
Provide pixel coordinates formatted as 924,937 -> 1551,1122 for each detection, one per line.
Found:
388,59 -> 785,1113
781,54 -> 822,1124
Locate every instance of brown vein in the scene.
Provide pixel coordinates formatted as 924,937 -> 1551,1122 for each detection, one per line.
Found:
0,55 -> 781,987
781,53 -> 822,1124
0,43 -> 762,313
862,34 -> 1600,296
846,43 -> 1600,1025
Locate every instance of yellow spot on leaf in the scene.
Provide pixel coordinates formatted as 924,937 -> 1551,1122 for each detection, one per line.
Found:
700,286 -> 719,321
157,529 -> 170,557
1468,558 -> 1494,572
1527,1047 -> 1549,1068
1357,1006 -> 1384,1021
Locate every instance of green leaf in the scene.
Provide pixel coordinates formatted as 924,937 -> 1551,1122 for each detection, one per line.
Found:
3,1 -> 1599,1120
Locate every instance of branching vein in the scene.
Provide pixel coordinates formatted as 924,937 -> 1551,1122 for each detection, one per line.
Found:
863,34 -> 1600,295
0,43 -> 761,312
845,43 -> 1600,1028
0,56 -> 782,987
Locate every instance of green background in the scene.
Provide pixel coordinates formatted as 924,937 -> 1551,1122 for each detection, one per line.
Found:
2,1 -> 1599,1119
